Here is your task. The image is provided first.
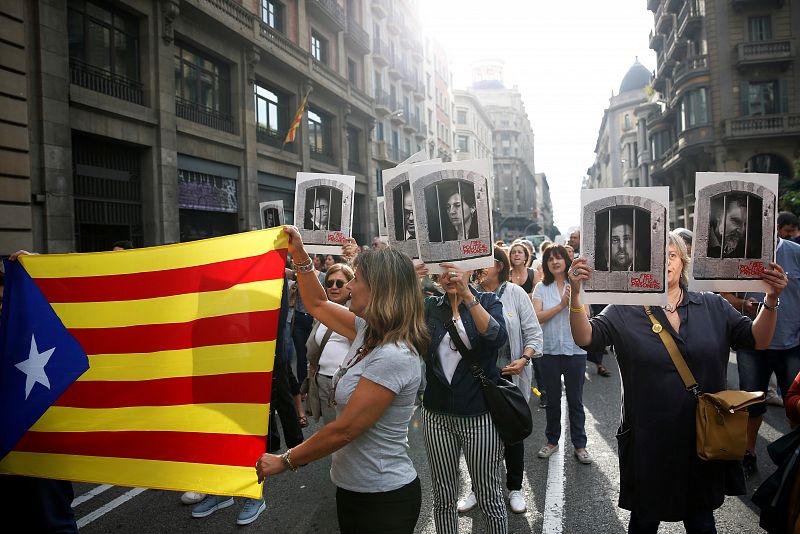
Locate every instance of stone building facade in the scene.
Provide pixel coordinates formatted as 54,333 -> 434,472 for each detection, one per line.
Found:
641,0 -> 799,230
453,89 -> 493,164
0,0 -> 432,254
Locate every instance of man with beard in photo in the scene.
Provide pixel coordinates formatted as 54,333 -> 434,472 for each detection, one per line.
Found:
708,194 -> 747,258
609,211 -> 634,271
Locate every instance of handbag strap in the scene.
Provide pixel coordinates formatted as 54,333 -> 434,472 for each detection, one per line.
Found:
644,306 -> 700,395
443,316 -> 485,379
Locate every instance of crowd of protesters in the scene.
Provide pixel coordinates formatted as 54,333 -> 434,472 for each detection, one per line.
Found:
3,209 -> 800,534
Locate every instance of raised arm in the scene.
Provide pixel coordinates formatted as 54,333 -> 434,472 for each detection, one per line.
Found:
566,257 -> 593,347
751,261 -> 787,349
284,226 -> 358,341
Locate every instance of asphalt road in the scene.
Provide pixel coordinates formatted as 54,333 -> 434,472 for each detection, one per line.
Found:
75,352 -> 790,533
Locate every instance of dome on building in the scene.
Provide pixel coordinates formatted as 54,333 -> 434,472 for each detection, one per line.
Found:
619,58 -> 651,93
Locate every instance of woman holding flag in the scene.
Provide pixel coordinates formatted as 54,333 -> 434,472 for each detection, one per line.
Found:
255,226 -> 429,534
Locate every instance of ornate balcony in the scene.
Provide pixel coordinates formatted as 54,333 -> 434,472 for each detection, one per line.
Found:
176,97 -> 235,134
736,40 -> 794,67
371,0 -> 388,19
649,30 -> 664,51
256,126 -> 295,152
345,17 -> 370,54
402,111 -> 416,133
307,0 -> 346,31
70,59 -> 144,105
373,90 -> 392,115
372,38 -> 390,66
732,0 -> 784,10
673,54 -> 708,86
310,144 -> 336,165
724,113 -> 800,139
677,1 -> 703,39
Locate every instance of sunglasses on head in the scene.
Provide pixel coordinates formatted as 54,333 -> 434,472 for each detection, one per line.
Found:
325,279 -> 346,289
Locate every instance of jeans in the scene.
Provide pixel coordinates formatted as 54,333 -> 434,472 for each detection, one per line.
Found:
737,344 -> 800,418
1,476 -> 78,533
538,354 -> 588,449
336,477 -> 421,534
628,509 -> 716,534
291,311 -> 314,385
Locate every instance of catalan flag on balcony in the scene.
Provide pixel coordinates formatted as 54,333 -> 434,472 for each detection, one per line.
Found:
0,229 -> 287,499
283,89 -> 311,146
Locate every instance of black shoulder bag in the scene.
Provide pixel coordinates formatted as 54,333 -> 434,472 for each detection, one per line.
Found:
444,315 -> 532,445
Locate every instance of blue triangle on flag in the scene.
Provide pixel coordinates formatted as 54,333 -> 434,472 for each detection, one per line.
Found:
0,260 -> 89,460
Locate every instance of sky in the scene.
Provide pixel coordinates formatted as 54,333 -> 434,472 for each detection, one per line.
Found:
420,0 -> 656,237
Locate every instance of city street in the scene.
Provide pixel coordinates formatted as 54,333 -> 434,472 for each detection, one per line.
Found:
75,352 -> 790,534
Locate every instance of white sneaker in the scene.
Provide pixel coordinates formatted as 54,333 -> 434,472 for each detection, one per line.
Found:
457,491 -> 478,513
508,490 -> 527,514
765,388 -> 784,407
181,492 -> 206,505
537,444 -> 559,458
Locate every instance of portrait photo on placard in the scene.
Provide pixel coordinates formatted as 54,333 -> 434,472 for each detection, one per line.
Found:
384,166 -> 420,260
376,195 -> 388,238
580,186 -> 669,305
294,172 -> 355,254
691,172 -> 777,292
408,159 -> 494,274
259,200 -> 284,229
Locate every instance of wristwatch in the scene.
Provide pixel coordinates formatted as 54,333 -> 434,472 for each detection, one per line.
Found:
464,297 -> 480,310
521,354 -> 532,365
762,297 -> 780,311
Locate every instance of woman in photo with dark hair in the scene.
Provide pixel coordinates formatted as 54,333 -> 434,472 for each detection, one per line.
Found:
257,226 -> 430,534
440,182 -> 478,241
532,244 -> 592,465
568,231 -> 787,533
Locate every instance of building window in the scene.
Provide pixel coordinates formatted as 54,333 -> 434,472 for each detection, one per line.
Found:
347,126 -> 361,172
680,88 -> 709,130
68,0 -> 139,81
376,120 -> 384,141
261,0 -> 284,32
456,109 -> 467,124
347,58 -> 358,86
311,31 -> 328,64
175,43 -> 229,112
308,108 -> 333,162
651,129 -> 672,160
457,135 -> 469,153
624,114 -> 631,130
174,42 -> 232,132
743,80 -> 787,116
254,83 -> 290,148
748,16 -> 772,42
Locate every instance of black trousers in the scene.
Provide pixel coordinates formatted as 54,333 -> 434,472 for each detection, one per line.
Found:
336,477 -> 421,534
267,358 -> 304,453
628,509 -> 716,534
2,476 -> 78,533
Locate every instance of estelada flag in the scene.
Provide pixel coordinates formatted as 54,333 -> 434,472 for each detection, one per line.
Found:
283,89 -> 310,146
0,228 -> 287,499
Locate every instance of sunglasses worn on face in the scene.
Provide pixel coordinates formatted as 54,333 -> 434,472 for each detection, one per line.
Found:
325,279 -> 346,288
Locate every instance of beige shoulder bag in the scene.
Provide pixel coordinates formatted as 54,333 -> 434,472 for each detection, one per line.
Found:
644,306 -> 765,461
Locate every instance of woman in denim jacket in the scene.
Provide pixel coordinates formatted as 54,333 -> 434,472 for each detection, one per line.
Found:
422,262 -> 509,534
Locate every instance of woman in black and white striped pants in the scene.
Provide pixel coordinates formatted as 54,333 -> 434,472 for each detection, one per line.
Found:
422,264 -> 509,534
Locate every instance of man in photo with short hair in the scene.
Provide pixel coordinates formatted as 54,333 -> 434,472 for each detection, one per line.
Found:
609,212 -> 634,271
403,189 -> 416,240
708,195 -> 747,258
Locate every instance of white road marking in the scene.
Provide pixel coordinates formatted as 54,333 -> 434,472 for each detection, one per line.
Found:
71,484 -> 113,507
76,487 -> 147,528
542,393 -> 566,534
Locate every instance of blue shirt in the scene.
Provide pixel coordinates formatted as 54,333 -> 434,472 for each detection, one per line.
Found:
532,281 -> 586,356
740,238 -> 800,350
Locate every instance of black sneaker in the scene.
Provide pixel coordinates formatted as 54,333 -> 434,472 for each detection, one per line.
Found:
539,391 -> 548,408
743,450 -> 757,479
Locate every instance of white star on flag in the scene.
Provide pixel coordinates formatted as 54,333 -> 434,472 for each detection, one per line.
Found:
15,334 -> 56,399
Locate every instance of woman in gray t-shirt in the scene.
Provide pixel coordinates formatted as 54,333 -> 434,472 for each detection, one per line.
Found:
256,227 -> 430,534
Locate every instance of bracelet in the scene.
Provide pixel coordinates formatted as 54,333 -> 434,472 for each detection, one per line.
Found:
281,448 -> 298,472
761,297 -> 780,311
291,256 -> 312,268
465,298 -> 480,310
569,306 -> 585,313
522,354 -> 532,365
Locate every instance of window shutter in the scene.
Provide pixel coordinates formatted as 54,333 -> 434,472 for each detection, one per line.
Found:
778,80 -> 788,113
740,81 -> 750,116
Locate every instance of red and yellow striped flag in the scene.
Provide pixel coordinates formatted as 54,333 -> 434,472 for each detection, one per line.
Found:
0,228 -> 287,498
283,90 -> 310,146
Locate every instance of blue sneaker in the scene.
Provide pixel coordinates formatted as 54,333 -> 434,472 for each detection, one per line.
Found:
237,498 -> 266,525
191,495 -> 234,518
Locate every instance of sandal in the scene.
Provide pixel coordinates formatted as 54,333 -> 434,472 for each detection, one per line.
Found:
597,365 -> 611,377
298,415 -> 309,428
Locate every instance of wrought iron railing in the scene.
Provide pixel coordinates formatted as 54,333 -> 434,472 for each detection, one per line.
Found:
310,145 -> 335,165
70,59 -> 143,105
176,97 -> 235,133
